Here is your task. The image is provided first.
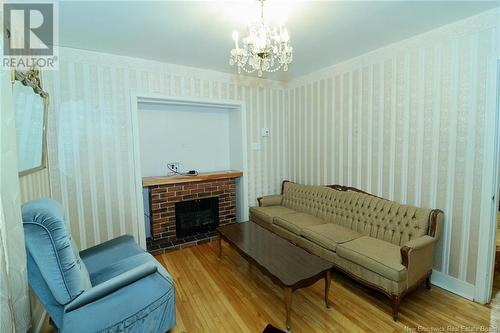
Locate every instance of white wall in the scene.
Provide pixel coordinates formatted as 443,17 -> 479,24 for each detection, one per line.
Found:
138,103 -> 232,177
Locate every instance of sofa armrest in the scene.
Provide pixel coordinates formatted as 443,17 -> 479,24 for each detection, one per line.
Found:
65,263 -> 158,313
257,195 -> 283,207
401,235 -> 437,287
428,209 -> 444,239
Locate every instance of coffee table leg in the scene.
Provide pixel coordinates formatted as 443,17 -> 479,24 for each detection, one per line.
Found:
217,236 -> 222,259
284,287 -> 293,331
325,270 -> 331,309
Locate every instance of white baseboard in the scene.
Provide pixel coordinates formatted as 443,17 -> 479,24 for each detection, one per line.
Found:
431,269 -> 475,300
35,310 -> 46,333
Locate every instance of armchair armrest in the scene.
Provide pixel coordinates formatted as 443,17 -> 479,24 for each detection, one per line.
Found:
257,195 -> 283,207
65,263 -> 158,312
401,235 -> 437,287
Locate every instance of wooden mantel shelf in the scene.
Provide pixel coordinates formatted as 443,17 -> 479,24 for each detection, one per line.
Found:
142,170 -> 243,187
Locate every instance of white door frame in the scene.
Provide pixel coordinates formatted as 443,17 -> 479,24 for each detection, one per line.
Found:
474,59 -> 500,303
129,93 -> 249,249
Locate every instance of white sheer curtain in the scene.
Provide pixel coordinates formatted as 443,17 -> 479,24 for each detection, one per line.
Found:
0,68 -> 31,331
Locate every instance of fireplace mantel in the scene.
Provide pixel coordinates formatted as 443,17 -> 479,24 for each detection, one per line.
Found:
143,170 -> 243,187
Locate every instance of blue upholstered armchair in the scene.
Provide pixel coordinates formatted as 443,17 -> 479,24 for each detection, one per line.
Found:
22,199 -> 176,332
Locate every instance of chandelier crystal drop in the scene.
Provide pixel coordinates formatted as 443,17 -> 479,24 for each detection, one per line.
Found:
229,0 -> 293,77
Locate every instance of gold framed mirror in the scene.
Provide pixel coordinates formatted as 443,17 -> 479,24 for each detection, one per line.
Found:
12,69 -> 50,176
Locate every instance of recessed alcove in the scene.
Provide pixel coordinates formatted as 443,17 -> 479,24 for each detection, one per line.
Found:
130,95 -> 249,251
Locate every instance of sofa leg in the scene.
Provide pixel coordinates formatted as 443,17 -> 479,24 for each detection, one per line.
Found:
391,295 -> 400,321
425,276 -> 431,290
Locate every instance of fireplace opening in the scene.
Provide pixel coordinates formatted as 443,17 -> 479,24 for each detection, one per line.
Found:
175,197 -> 219,238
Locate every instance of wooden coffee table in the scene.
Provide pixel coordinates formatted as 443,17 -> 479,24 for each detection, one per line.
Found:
216,222 -> 333,331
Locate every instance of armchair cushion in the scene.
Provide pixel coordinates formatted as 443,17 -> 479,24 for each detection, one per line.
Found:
65,262 -> 158,312
65,242 -> 175,332
337,236 -> 407,282
86,252 -> 161,285
80,234 -> 143,278
62,271 -> 175,333
22,199 -> 92,305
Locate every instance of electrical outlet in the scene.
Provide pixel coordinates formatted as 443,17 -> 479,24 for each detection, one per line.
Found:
167,162 -> 181,172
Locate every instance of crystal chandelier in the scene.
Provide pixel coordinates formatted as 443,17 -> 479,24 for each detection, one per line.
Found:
229,0 -> 293,77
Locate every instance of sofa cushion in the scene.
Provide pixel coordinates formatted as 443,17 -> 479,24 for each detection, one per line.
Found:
300,223 -> 362,252
250,205 -> 296,225
273,212 -> 326,235
336,236 -> 406,282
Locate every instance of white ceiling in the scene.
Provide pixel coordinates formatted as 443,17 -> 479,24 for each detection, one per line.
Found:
58,1 -> 500,81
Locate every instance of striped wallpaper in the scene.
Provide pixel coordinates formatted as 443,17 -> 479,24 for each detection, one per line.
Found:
287,11 -> 500,287
43,48 -> 289,250
19,169 -> 50,203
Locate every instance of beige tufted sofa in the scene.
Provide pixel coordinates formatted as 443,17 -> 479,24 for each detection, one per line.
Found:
250,181 -> 443,321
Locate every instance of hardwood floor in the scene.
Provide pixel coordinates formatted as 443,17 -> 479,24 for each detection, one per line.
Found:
156,240 -> 495,333
39,239 -> 497,332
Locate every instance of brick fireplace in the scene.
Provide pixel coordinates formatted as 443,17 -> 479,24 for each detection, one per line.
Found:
143,171 -> 242,254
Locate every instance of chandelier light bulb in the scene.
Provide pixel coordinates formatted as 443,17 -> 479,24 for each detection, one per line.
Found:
281,29 -> 290,42
232,30 -> 239,49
